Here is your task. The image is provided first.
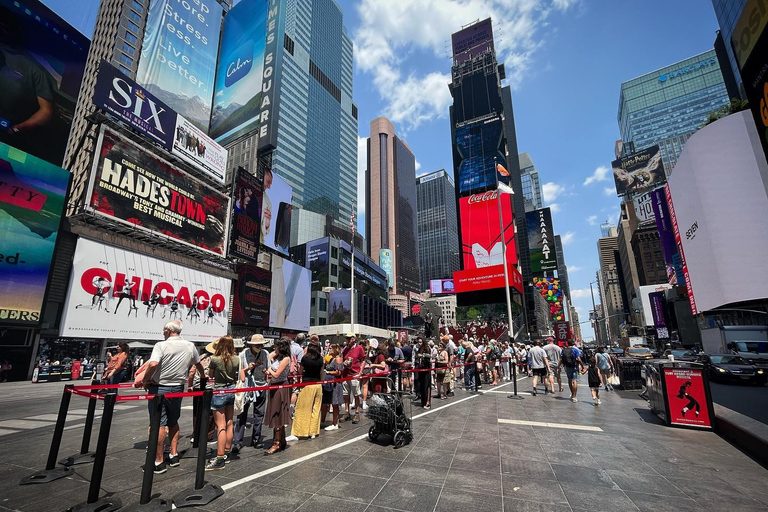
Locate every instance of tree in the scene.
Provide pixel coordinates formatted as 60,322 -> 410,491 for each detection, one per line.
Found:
702,98 -> 750,126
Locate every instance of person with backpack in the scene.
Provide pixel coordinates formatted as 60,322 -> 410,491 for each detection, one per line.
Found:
558,339 -> 585,402
485,339 -> 501,386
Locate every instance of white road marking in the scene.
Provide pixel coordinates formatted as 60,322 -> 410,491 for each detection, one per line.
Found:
0,428 -> 20,436
0,419 -> 54,429
498,418 -> 603,432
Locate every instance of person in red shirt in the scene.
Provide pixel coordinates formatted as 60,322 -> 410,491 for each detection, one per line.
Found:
341,334 -> 365,424
104,342 -> 129,384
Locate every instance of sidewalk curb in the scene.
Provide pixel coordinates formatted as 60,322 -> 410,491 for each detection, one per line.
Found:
715,404 -> 768,467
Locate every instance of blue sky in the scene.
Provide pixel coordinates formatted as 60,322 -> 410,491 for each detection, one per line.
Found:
43,0 -> 723,340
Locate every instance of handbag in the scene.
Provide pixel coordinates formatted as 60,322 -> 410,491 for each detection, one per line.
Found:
234,356 -> 246,416
609,373 -> 620,386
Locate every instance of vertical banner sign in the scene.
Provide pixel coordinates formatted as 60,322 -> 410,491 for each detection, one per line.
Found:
232,263 -> 271,326
0,143 -> 70,325
663,367 -> 712,428
209,0 -> 268,145
648,291 -> 666,327
269,255 -> 310,331
136,0 -> 223,132
379,249 -> 394,288
666,184 -> 696,314
651,187 -> 683,285
525,207 -> 557,273
229,168 -> 263,261
257,0 -> 284,151
554,321 -> 570,343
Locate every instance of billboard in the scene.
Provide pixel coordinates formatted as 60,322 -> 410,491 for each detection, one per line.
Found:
525,207 -> 557,273
232,263 -> 271,327
229,168 -> 263,261
60,238 -> 231,342
256,0 -> 284,151
637,284 -> 673,327
87,127 -> 229,256
554,321 -> 570,343
430,279 -> 455,295
611,145 -> 666,196
0,0 -> 89,166
663,367 -> 712,428
171,115 -> 227,184
452,17 -> 494,64
209,0 -> 268,145
460,190 -> 516,271
649,291 -> 666,328
454,116 -> 509,196
632,188 -> 658,225
261,169 -> 292,255
269,256 -> 310,331
379,249 -> 393,288
650,187 -> 682,285
135,0 -> 223,132
453,263 -> 523,294
328,289 -> 351,324
533,277 -> 565,322
306,237 -> 329,291
0,142 -> 70,325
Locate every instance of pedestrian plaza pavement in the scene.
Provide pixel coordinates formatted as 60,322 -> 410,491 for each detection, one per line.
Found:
1,377 -> 767,512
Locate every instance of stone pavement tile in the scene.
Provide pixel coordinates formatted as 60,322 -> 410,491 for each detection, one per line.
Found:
391,461 -> 448,487
561,483 -> 639,512
500,456 -> 556,480
509,446 -> 549,463
344,455 -> 402,479
593,456 -> 659,475
450,452 -> 501,474
301,451 -> 360,472
444,467 -> 503,496
545,448 -> 600,468
550,464 -> 618,489
416,435 -> 458,452
294,494 -> 368,512
317,472 -> 387,503
503,497 -> 572,512
649,460 -> 712,479
370,481 -> 442,512
364,440 -> 414,461
624,491 -> 699,512
501,477 -> 568,505
666,476 -> 768,512
271,464 -> 340,493
605,469 -> 686,497
224,485 -> 314,511
435,487 -> 502,512
404,447 -> 453,467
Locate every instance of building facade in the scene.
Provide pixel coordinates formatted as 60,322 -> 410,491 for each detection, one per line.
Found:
554,235 -> 570,300
597,235 -> 625,344
711,0 -> 747,97
365,117 -> 420,295
416,170 -> 460,291
519,152 -> 543,212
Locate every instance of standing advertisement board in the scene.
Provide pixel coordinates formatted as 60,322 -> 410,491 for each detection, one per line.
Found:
611,145 -> 665,196
135,0 -> 223,132
60,238 -> 231,342
261,170 -> 292,256
662,367 -> 712,429
229,168 -> 263,261
269,256 -> 310,331
0,0 -> 90,166
232,263 -> 271,327
0,143 -> 70,325
87,127 -> 229,256
525,207 -> 557,273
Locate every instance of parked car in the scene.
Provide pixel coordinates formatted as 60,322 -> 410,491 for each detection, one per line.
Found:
668,349 -> 697,362
699,354 -> 766,385
625,346 -> 653,360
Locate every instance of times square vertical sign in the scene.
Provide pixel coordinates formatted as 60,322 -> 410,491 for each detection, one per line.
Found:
257,0 -> 284,152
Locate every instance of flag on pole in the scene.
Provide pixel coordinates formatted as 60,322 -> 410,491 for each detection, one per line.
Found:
496,163 -> 510,177
497,182 -> 515,195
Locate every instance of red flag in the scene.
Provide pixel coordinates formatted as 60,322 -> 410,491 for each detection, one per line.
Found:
496,163 -> 510,177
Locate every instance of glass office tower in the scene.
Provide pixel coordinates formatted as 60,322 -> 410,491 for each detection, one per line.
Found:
416,170 -> 460,291
711,0 -> 747,96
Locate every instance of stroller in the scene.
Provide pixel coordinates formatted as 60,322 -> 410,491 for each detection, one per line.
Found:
366,378 -> 413,448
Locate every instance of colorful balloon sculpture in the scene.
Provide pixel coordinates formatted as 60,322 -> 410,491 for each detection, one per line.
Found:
532,277 -> 564,321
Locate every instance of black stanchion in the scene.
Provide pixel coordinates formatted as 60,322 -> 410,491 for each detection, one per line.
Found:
182,377 -> 208,460
20,385 -> 75,484
173,389 -> 223,508
67,392 -> 121,512
124,395 -> 171,512
60,395 -> 98,466
508,357 -> 524,400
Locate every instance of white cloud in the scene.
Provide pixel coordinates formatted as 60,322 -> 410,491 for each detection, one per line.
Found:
567,265 -> 582,272
603,186 -> 616,196
548,203 -> 560,213
354,0 -> 577,131
542,181 -> 565,203
586,215 -> 598,225
560,231 -> 576,245
583,165 -> 609,186
570,288 -> 591,299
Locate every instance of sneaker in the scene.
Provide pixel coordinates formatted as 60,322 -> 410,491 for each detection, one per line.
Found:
285,435 -> 299,443
362,402 -> 368,410
597,399 -> 602,405
204,457 -> 226,471
571,397 -> 578,403
167,454 -> 180,467
531,389 -> 537,396
143,462 -> 167,474
324,424 -> 339,431
352,414 -> 360,424
310,435 -> 317,439
340,413 -> 352,422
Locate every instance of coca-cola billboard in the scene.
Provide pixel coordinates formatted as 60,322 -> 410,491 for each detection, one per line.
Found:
459,190 -> 516,271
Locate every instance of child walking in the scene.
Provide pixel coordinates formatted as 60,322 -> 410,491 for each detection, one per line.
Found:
588,355 -> 601,406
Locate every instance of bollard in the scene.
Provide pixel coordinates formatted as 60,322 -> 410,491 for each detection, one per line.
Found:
183,377 -> 208,459
19,385 -> 75,484
172,389 -> 223,508
67,393 -> 121,512
60,395 -> 98,466
508,356 -> 524,400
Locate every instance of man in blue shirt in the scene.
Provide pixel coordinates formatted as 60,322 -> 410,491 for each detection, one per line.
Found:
557,339 -> 585,402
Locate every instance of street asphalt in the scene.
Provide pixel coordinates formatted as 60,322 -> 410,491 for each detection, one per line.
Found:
710,381 -> 768,425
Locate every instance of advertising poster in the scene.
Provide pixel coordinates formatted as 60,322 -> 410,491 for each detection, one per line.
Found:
379,249 -> 393,288
451,18 -> 494,64
229,168 -> 263,261
60,238 -> 232,342
269,256 -> 310,331
306,237 -> 329,291
256,0 -> 284,151
666,183 -> 696,314
525,207 -> 558,273
209,0 -> 268,145
0,0 -> 89,166
554,321 -> 570,343
460,190 -> 516,271
632,188 -> 658,225
0,142 -> 70,325
93,61 -> 176,149
454,116 -> 509,196
663,367 -> 712,428
261,170 -> 292,255
232,263 -> 271,327
453,263 -> 523,294
611,145 -> 666,196
136,0 -> 223,132
650,187 -> 682,285
649,291 -> 666,327
171,115 -> 227,184
430,279 -> 455,294
533,277 -> 565,321
88,128 -> 229,255
328,289 -> 351,324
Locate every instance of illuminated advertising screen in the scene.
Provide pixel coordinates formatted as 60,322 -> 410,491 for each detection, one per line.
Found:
306,237 -> 329,291
328,289 -> 351,324
453,263 -> 523,294
379,249 -> 393,288
60,238 -> 232,342
209,0 -> 268,145
611,145 -> 666,196
229,168 -> 263,261
269,256 -> 310,331
451,18 -> 494,64
136,0 -> 223,132
735,3 -> 768,164
554,321 -> 570,343
454,116 -> 509,196
526,207 -> 558,273
533,277 -> 565,321
261,170 -> 292,256
459,190 -> 516,271
232,263 -> 271,327
87,127 -> 229,256
0,0 -> 89,166
430,279 -> 455,294
0,142 -> 70,325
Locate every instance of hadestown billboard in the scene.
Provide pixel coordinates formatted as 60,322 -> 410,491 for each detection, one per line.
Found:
667,111 -> 768,314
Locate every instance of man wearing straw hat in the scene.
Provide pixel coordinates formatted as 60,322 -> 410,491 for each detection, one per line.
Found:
233,334 -> 271,452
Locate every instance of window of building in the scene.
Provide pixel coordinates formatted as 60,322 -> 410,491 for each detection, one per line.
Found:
319,298 -> 327,312
119,53 -> 133,67
331,247 -> 338,259
131,0 -> 143,12
122,42 -> 135,55
126,20 -> 140,35
311,297 -> 316,307
128,9 -> 141,22
319,318 -> 327,325
331,264 -> 338,277
118,65 -> 131,76
125,31 -> 138,44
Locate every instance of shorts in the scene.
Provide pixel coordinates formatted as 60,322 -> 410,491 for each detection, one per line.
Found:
147,384 -> 183,427
343,378 -> 361,397
211,384 -> 236,410
548,364 -> 561,376
532,367 -> 547,377
565,367 -> 580,381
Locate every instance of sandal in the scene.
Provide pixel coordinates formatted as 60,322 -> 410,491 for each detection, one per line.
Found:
264,443 -> 281,455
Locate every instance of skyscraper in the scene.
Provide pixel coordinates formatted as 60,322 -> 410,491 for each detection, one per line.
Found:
416,170 -> 460,291
711,0 -> 747,97
519,152 -> 543,211
554,235 -> 570,300
365,117 -> 420,295
597,236 -> 625,344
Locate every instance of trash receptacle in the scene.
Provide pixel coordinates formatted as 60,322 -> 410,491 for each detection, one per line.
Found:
647,361 -> 715,430
616,358 -> 643,390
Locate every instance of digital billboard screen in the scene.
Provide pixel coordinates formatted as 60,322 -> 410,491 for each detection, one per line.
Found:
269,256 -> 310,331
229,167 -> 263,261
0,0 -> 89,166
261,169 -> 292,256
0,142 -> 70,325
87,127 -> 229,256
525,207 -> 558,273
306,237 -> 329,291
232,263 -> 271,327
136,0 -> 223,132
460,190 -> 516,271
454,116 -> 509,196
611,145 -> 666,196
328,289 -> 351,324
429,279 -> 455,294
453,263 -> 523,294
451,17 -> 494,64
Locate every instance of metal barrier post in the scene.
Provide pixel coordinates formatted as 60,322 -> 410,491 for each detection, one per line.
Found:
19,385 -> 75,484
508,356 -> 524,400
173,389 -> 223,507
60,395 -> 98,466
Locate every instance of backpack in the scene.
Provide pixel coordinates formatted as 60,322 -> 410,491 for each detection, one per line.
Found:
491,344 -> 501,360
562,347 -> 576,368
